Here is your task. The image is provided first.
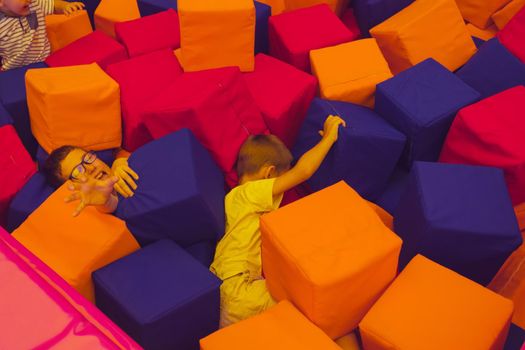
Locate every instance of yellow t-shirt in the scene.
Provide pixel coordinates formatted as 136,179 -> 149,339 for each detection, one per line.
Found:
210,178 -> 283,281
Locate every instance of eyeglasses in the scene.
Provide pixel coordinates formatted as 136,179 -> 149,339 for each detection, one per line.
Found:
69,151 -> 97,181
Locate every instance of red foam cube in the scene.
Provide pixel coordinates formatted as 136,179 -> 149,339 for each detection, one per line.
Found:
243,54 -> 317,148
498,5 -> 525,63
440,86 -> 525,205
0,125 -> 36,227
341,8 -> 361,41
269,4 -> 354,72
45,30 -> 127,70
106,50 -> 184,152
115,9 -> 181,58
142,67 -> 268,186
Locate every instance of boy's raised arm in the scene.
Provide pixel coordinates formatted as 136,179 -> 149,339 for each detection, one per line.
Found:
272,115 -> 346,196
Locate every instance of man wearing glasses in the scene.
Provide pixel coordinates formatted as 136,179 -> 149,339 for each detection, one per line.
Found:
43,145 -> 139,217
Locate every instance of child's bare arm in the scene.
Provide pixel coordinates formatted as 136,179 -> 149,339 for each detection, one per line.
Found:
272,115 -> 346,196
54,0 -> 84,15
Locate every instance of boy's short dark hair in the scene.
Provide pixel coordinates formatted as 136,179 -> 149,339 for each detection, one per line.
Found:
43,145 -> 77,188
237,135 -> 293,179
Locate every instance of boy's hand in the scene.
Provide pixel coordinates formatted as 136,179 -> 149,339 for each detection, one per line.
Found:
111,157 -> 139,198
318,115 -> 346,143
65,176 -> 119,217
64,2 -> 84,15
55,1 -> 85,16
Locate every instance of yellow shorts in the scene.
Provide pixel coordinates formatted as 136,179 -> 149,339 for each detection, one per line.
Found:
219,272 -> 276,328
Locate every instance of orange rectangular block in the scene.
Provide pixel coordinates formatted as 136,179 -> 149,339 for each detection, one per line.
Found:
310,39 -> 392,108
492,0 -> 525,29
284,0 -> 350,16
26,63 -> 122,153
489,237 -> 525,329
178,0 -> 255,72
466,23 -> 499,41
95,0 -> 141,38
200,301 -> 341,350
12,185 -> 140,301
456,0 -> 512,29
489,202 -> 525,329
260,181 -> 402,339
370,0 -> 477,74
45,11 -> 93,52
360,255 -> 513,350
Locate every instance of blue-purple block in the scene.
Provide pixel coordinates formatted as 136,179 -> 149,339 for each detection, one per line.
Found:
185,240 -> 216,268
6,172 -> 54,232
471,36 -> 486,49
376,58 -> 480,168
353,0 -> 413,37
394,162 -> 523,285
504,323 -> 525,350
83,0 -> 102,26
0,62 -> 48,158
115,129 -> 225,247
93,240 -> 221,350
373,167 -> 410,215
35,146 -> 116,170
456,38 -> 525,100
293,98 -> 406,201
0,103 -> 12,127
254,1 -> 270,54
137,0 -> 177,16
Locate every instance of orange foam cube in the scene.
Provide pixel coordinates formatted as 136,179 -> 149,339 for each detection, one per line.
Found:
94,0 -> 140,38
310,38 -> 392,108
26,63 -> 122,153
12,185 -> 140,301
285,0 -> 350,16
260,181 -> 402,338
466,23 -> 499,41
178,0 -> 255,72
200,301 -> 341,350
489,238 -> 525,329
370,0 -> 477,74
516,203 -> 525,233
489,202 -> 525,329
456,0 -> 512,29
492,0 -> 525,29
45,10 -> 93,52
360,255 -> 513,350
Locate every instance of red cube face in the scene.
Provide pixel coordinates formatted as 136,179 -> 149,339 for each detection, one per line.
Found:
141,66 -> 268,187
268,4 -> 354,72
45,31 -> 128,70
440,86 -> 525,205
106,49 -> 184,152
115,9 -> 181,58
498,4 -> 525,64
0,125 -> 36,227
243,54 -> 317,148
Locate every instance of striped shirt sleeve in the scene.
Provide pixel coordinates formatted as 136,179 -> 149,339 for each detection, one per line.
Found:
38,0 -> 55,16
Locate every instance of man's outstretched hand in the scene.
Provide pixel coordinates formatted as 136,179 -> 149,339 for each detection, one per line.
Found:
65,175 -> 119,217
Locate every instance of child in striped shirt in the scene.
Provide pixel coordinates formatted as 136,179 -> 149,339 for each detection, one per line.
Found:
0,0 -> 84,70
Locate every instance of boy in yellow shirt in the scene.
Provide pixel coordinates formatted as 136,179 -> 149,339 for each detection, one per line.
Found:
210,115 -> 346,327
